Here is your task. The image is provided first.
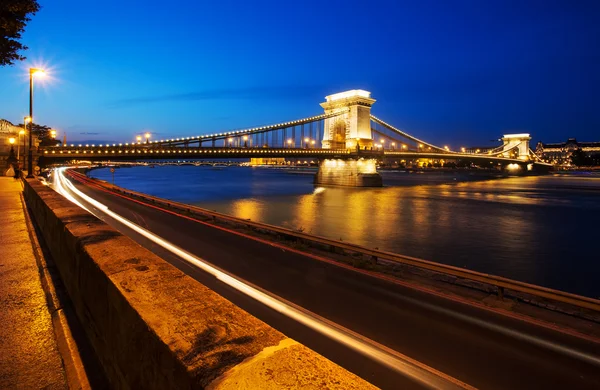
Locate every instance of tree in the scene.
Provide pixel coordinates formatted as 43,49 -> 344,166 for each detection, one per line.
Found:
16,121 -> 61,146
570,148 -> 592,167
1,0 -> 40,66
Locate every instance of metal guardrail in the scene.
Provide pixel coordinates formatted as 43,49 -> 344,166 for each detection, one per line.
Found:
67,169 -> 600,313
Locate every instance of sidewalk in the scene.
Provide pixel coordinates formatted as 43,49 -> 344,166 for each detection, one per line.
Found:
0,177 -> 68,389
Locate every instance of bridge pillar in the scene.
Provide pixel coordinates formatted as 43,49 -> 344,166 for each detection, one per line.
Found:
314,158 -> 382,187
502,133 -> 531,160
320,90 -> 376,150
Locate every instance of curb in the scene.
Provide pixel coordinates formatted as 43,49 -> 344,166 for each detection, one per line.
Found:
20,192 -> 92,390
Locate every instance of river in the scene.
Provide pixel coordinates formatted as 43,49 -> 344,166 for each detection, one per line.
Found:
90,166 -> 600,298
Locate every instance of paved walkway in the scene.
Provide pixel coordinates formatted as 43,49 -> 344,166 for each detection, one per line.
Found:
0,177 -> 68,389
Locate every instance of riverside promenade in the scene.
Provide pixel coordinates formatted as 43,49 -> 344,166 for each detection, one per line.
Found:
0,177 -> 68,389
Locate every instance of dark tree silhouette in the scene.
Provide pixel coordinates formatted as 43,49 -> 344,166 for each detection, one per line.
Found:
570,148 -> 592,167
1,0 -> 40,66
16,121 -> 61,146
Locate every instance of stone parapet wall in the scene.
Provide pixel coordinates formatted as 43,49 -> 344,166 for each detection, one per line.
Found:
23,178 -> 374,389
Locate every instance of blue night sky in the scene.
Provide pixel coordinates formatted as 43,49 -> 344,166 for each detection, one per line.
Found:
1,0 -> 598,147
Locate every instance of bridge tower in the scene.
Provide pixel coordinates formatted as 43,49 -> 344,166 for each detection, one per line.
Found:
320,90 -> 376,150
502,133 -> 532,160
315,89 -> 382,187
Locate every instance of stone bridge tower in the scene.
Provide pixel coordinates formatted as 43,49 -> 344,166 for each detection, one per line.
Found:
501,133 -> 532,160
320,90 -> 376,150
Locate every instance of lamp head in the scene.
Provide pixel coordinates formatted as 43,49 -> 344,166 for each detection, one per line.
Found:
30,68 -> 45,77
9,137 -> 15,144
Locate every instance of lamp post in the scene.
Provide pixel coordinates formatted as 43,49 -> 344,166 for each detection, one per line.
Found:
27,68 -> 45,178
243,135 -> 248,147
304,137 -> 309,149
287,139 -> 292,148
136,135 -> 142,144
145,132 -> 151,144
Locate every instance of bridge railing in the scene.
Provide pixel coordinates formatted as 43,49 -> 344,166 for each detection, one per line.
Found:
66,169 -> 600,317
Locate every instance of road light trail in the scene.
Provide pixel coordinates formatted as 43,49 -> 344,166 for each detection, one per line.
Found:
53,168 -> 473,390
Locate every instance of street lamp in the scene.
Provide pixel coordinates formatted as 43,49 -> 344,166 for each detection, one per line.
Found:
287,139 -> 292,148
311,140 -> 315,148
9,137 -> 15,145
50,129 -> 56,138
304,137 -> 309,148
461,147 -> 466,153
391,142 -> 396,150
136,135 -> 142,144
243,135 -> 248,147
27,68 -> 45,178
145,132 -> 151,143
228,137 -> 233,147
402,144 -> 407,150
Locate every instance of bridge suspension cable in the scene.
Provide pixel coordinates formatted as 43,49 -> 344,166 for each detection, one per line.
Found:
153,110 -> 348,148
370,115 -> 458,153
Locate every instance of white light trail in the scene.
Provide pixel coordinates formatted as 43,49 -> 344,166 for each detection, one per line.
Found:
52,168 -> 469,390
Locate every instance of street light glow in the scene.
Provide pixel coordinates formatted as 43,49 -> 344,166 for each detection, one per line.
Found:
145,132 -> 151,139
30,68 -> 45,77
9,137 -> 15,144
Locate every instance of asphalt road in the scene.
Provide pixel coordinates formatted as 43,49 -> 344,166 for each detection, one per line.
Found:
54,172 -> 600,389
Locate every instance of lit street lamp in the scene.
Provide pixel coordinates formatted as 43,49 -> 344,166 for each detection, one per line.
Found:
27,68 -> 45,178
461,147 -> 466,153
391,142 -> 396,150
311,140 -> 315,148
136,135 -> 142,144
145,132 -> 151,143
304,137 -> 309,148
287,139 -> 292,148
243,135 -> 248,147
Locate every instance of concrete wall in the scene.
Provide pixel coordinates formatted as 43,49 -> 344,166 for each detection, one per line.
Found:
23,179 -> 374,389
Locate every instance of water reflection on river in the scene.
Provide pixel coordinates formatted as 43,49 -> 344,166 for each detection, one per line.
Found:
91,166 -> 600,298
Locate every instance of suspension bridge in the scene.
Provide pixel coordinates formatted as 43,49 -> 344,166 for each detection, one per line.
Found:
39,90 -> 551,186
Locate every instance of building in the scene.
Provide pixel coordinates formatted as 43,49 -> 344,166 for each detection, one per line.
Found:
535,138 -> 600,165
1,119 -> 22,170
